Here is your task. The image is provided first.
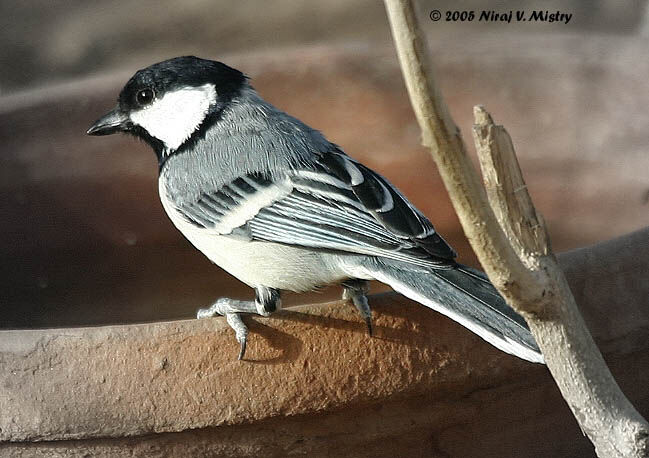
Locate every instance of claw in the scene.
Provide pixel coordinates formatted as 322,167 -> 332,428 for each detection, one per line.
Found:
225,312 -> 249,360
238,337 -> 247,361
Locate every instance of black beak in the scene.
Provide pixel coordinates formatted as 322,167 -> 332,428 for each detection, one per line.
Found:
87,106 -> 129,136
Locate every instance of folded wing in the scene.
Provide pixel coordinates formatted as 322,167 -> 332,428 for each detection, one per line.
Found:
174,149 -> 456,268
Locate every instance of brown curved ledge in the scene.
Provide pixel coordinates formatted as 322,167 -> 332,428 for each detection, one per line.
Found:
1,292 -> 546,443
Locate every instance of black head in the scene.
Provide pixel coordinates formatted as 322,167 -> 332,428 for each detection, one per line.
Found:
117,56 -> 245,114
87,56 -> 247,157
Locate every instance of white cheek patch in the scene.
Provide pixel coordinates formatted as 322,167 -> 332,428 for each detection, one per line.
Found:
130,83 -> 217,151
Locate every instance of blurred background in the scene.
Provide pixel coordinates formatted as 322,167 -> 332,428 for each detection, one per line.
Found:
1,0 -> 649,328
1,0 -> 648,93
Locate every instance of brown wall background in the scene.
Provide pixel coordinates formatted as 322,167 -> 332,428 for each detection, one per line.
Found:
1,0 -> 648,94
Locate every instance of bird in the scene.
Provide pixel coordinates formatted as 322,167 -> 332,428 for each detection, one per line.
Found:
87,56 -> 544,364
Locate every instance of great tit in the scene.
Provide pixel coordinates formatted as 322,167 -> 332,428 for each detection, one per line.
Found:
88,56 -> 543,363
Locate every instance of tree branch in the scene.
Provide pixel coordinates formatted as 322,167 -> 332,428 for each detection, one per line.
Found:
383,1 -> 649,456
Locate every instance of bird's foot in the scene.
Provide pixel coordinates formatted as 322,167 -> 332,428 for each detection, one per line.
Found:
196,288 -> 280,360
197,298 -> 254,360
342,280 -> 373,336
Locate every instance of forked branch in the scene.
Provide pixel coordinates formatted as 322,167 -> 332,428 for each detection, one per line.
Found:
383,1 -> 649,456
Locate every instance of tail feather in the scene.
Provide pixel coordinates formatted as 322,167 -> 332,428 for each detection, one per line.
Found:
366,259 -> 544,364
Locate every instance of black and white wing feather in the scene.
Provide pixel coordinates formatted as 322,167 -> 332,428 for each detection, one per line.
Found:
174,149 -> 455,268
313,151 -> 456,260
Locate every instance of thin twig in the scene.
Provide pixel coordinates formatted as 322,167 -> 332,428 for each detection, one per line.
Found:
383,1 -> 649,456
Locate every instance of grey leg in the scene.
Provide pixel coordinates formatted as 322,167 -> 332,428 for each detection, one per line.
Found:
342,279 -> 373,336
197,287 -> 281,360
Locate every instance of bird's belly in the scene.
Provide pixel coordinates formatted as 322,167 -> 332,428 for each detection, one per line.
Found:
184,231 -> 349,291
159,183 -> 357,291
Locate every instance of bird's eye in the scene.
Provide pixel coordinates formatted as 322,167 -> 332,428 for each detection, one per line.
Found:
136,88 -> 155,106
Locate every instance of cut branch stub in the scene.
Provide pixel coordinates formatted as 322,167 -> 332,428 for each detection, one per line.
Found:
472,106 -> 550,262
